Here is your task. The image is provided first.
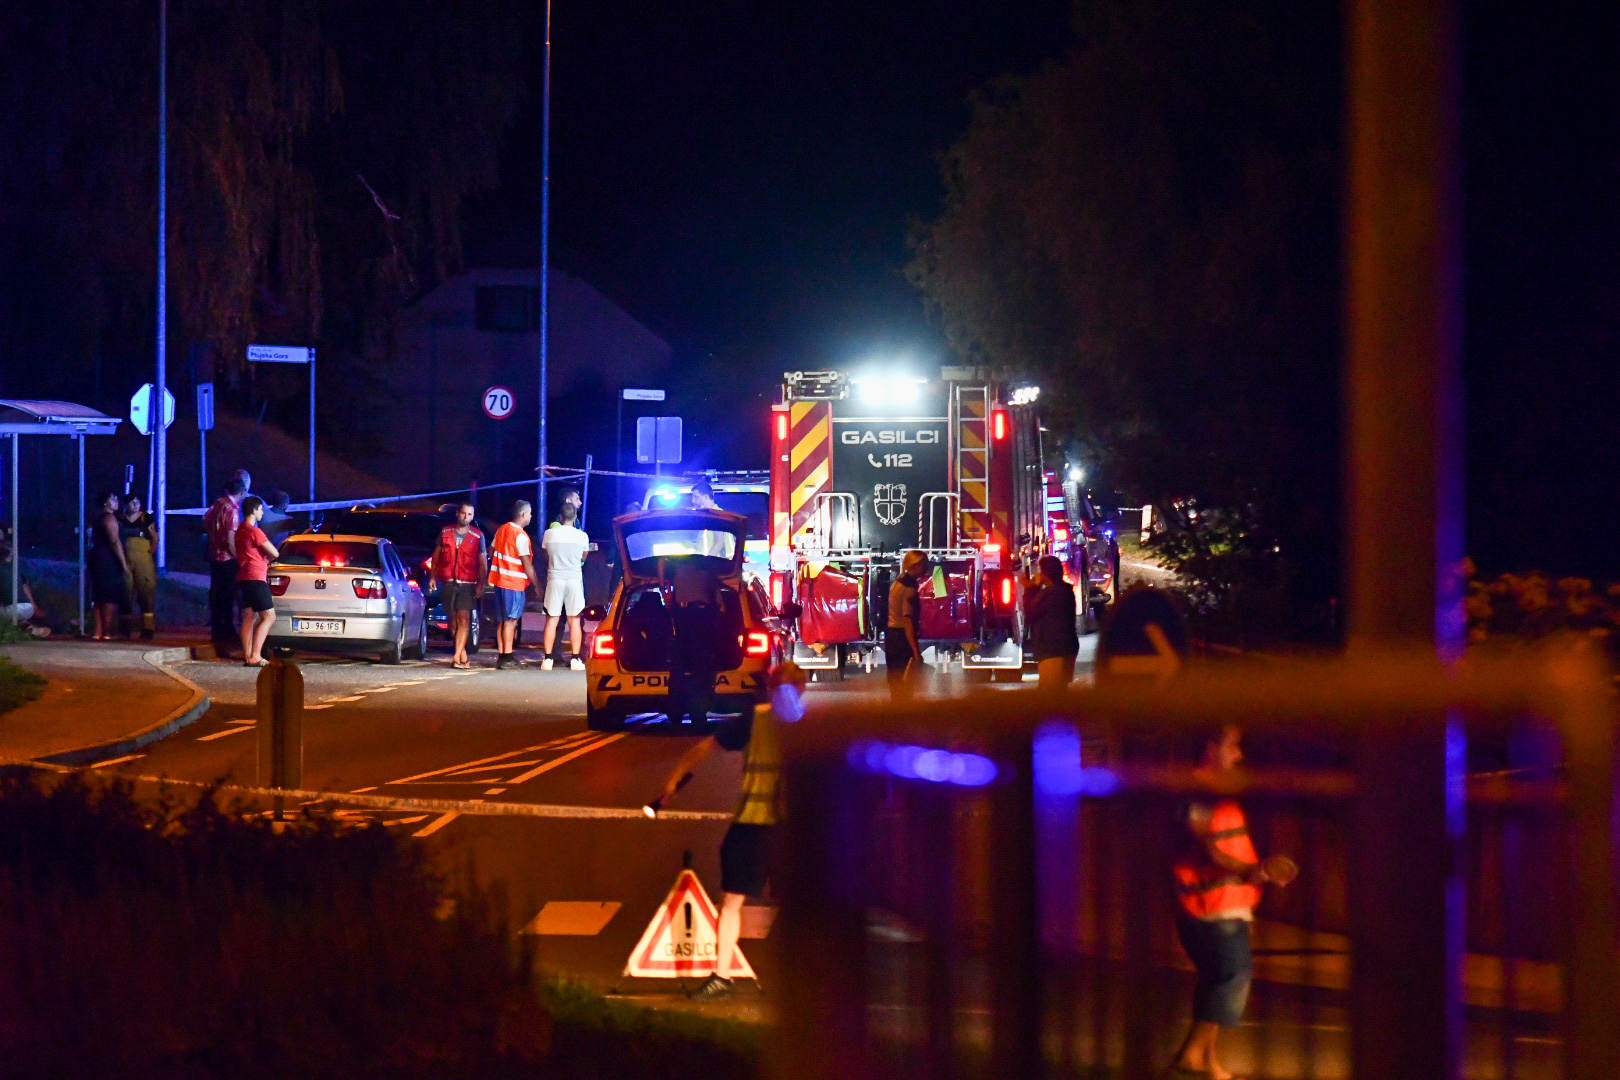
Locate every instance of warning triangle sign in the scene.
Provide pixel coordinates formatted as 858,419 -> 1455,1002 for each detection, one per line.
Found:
623,867 -> 756,979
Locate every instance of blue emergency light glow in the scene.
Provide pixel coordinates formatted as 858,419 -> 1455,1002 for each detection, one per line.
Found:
845,739 -> 997,787
1033,722 -> 1119,796
655,486 -> 680,504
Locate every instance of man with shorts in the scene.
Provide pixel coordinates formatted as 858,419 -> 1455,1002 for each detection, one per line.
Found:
540,499 -> 589,670
885,549 -> 927,702
234,496 -> 280,667
433,503 -> 486,669
651,661 -> 806,999
488,499 -> 542,669
202,475 -> 247,657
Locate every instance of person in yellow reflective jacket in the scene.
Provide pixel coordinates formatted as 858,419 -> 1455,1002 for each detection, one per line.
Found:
1169,723 -> 1283,1080
651,661 -> 807,1000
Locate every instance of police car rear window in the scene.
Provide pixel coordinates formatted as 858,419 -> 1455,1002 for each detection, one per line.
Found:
276,541 -> 383,570
624,530 -> 737,562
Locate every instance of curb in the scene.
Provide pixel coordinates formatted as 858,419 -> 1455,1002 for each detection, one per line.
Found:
37,649 -> 211,768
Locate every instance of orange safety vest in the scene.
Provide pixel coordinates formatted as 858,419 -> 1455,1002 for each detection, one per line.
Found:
488,522 -> 532,591
1173,799 -> 1262,919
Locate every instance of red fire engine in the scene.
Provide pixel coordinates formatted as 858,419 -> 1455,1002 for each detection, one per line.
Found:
766,367 -> 1053,679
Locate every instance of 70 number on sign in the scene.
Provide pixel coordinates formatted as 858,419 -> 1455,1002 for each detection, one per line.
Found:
483,386 -> 515,420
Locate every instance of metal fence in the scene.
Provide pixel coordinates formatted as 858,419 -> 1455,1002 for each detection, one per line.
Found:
772,650 -> 1616,1080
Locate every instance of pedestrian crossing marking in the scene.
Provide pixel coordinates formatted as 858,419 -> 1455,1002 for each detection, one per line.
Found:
523,901 -> 621,936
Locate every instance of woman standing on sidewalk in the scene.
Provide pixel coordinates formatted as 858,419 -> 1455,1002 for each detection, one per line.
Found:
120,495 -> 159,640
234,496 -> 280,667
88,491 -> 130,641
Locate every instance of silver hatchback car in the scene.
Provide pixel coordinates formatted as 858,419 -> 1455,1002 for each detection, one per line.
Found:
264,533 -> 428,663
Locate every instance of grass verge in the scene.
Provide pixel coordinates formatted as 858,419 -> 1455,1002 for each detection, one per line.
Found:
0,655 -> 45,713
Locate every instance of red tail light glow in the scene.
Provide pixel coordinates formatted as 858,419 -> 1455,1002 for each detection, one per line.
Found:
769,573 -> 784,609
999,576 -> 1014,607
1054,526 -> 1068,542
982,541 -> 1000,554
352,578 -> 386,599
776,413 -> 788,441
743,630 -> 771,656
592,632 -> 616,658
992,410 -> 1007,440
268,575 -> 289,596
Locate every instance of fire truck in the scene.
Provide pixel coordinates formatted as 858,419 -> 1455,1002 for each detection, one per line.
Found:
766,367 -> 1055,679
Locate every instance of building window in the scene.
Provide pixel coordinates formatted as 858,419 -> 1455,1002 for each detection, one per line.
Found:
474,286 -> 540,332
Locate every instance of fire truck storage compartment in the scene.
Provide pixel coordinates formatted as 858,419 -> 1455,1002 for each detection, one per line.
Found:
615,581 -> 745,673
798,562 -> 865,644
918,561 -> 975,642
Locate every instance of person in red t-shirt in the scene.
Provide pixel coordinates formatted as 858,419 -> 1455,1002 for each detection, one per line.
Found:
234,496 -> 280,666
432,502 -> 487,669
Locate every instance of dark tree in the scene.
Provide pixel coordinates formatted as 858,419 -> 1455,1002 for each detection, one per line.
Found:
909,0 -> 1344,640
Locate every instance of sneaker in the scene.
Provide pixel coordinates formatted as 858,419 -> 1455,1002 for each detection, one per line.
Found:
687,974 -> 734,1000
541,657 -> 554,671
570,657 -> 585,671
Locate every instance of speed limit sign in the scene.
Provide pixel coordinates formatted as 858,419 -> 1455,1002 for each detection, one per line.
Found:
482,385 -> 515,420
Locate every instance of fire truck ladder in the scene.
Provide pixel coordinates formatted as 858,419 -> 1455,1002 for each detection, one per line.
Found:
799,492 -> 862,557
952,382 -> 991,542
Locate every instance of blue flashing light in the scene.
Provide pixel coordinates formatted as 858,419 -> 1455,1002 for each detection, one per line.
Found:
655,486 -> 680,504
846,739 -> 997,787
1033,722 -> 1119,796
1103,528 -> 1114,539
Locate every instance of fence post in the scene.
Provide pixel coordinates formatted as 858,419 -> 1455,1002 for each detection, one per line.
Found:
256,648 -> 304,821
988,735 -> 1041,1079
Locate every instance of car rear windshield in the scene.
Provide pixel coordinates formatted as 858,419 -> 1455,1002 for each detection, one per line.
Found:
276,541 -> 382,570
624,529 -> 738,564
313,512 -> 445,550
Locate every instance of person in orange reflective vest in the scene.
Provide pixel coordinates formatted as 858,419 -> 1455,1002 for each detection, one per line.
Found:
1169,723 -> 1278,1080
488,500 -> 542,669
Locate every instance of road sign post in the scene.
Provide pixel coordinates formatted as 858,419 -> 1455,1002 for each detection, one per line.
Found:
618,389 -> 665,512
246,345 -> 316,504
635,415 -> 682,478
196,382 -> 214,504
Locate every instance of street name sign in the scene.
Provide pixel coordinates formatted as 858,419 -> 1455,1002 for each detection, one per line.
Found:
246,344 -> 312,364
622,388 -> 666,402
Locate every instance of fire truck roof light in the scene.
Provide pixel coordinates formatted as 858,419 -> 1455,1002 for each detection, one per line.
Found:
1069,466 -> 1084,482
851,373 -> 925,406
1008,386 -> 1040,407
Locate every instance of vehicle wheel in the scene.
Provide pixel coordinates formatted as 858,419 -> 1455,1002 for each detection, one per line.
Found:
381,621 -> 405,665
586,699 -> 625,732
992,667 -> 1022,683
466,609 -> 482,654
829,645 -> 847,682
404,612 -> 428,660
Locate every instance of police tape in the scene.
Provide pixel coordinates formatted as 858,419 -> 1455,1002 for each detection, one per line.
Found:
161,473 -> 588,517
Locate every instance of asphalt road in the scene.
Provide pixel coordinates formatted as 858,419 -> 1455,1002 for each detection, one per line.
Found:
102,638 -> 1095,1016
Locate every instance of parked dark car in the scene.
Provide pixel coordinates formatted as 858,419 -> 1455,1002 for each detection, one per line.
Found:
311,506 -> 505,653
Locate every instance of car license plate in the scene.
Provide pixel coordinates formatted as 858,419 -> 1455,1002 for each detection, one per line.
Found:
293,619 -> 344,636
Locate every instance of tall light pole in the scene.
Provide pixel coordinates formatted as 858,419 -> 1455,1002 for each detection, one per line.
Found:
536,0 -> 552,519
154,0 -> 169,568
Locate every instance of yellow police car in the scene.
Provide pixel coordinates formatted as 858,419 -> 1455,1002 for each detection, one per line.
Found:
586,507 -> 789,731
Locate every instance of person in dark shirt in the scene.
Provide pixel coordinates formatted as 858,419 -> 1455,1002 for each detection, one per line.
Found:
1024,554 -> 1080,689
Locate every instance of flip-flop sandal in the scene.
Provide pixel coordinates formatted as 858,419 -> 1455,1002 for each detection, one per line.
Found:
244,659 -> 268,667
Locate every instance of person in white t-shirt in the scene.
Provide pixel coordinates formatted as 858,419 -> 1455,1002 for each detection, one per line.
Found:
540,500 -> 591,670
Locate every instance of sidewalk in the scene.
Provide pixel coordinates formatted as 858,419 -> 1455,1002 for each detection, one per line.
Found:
0,640 -> 210,767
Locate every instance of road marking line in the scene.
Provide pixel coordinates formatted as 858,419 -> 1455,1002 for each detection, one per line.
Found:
387,733 -> 594,785
391,680 -> 426,686
505,733 -> 626,784
386,814 -> 430,826
351,786 -> 377,793
327,695 -> 365,703
447,760 -> 541,775
118,774 -> 734,820
522,901 -> 622,936
198,726 -> 255,741
360,686 -> 398,693
227,718 -> 256,725
484,788 -> 506,795
413,812 -> 460,837
90,754 -> 146,768
426,675 -> 456,681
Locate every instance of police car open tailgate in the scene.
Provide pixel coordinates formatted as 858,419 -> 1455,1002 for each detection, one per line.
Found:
612,508 -> 750,587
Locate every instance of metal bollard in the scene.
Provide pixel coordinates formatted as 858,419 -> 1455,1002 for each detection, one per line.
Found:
256,647 -> 304,821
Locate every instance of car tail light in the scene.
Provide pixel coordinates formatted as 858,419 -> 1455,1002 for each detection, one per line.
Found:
999,576 -> 1014,608
992,409 -> 1007,440
775,412 -> 788,441
743,630 -> 770,656
268,575 -> 289,596
352,578 -> 386,599
1054,526 -> 1068,542
592,632 -> 616,658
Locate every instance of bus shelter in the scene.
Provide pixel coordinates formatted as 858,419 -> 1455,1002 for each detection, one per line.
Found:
0,400 -> 122,633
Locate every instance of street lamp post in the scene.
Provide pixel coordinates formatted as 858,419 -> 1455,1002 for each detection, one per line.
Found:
155,0 -> 169,569
536,0 -> 552,520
